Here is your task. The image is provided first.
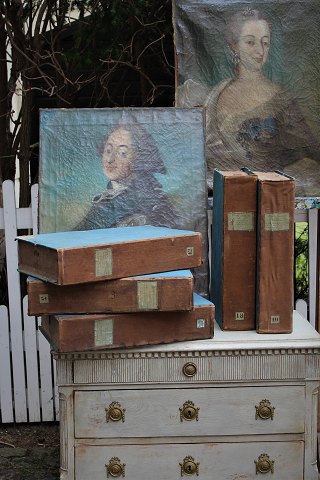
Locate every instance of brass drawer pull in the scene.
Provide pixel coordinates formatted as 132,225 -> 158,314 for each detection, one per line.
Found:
255,399 -> 275,420
182,362 -> 197,377
106,402 -> 126,423
255,453 -> 274,474
106,457 -> 126,477
180,455 -> 199,476
179,400 -> 199,422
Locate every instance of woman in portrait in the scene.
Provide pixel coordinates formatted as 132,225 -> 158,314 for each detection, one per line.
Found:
177,7 -> 320,195
76,120 -> 178,230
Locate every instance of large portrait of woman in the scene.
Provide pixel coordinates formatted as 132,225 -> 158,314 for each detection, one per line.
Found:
173,0 -> 320,196
39,108 -> 209,294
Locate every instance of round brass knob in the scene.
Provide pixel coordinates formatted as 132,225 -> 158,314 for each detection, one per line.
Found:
255,399 -> 275,421
179,401 -> 199,422
106,402 -> 126,423
255,453 -> 274,474
182,362 -> 197,377
106,457 -> 126,477
180,455 -> 199,476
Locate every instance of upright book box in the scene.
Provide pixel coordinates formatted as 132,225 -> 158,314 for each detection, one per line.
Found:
255,172 -> 295,333
211,170 -> 257,330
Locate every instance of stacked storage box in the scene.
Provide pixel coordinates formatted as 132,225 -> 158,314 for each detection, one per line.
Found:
211,169 -> 295,333
17,225 -> 215,352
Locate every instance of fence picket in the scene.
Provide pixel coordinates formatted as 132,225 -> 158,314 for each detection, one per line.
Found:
0,181 -> 57,422
0,305 -> 14,423
38,325 -> 55,421
31,184 -> 38,234
23,296 -> 41,422
308,209 -> 318,328
3,180 -> 27,422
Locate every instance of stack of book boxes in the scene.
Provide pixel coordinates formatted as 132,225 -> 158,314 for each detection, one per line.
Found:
16,225 -> 215,352
211,169 -> 295,334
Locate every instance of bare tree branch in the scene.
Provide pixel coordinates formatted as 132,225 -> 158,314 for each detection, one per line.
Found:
0,0 -> 174,202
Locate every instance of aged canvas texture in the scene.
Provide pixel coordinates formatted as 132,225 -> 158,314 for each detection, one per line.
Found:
39,108 -> 209,295
173,0 -> 320,196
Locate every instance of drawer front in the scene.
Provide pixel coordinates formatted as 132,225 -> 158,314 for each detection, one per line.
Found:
74,385 -> 305,438
75,441 -> 304,480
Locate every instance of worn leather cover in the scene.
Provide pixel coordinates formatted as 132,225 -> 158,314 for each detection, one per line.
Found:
27,270 -> 194,315
17,226 -> 203,285
39,294 -> 214,352
256,172 -> 295,333
211,170 -> 257,330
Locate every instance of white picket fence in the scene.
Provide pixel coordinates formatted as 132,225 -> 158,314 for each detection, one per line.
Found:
0,179 -> 316,423
0,180 -> 58,423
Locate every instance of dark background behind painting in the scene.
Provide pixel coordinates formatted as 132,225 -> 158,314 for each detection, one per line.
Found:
174,0 -> 320,139
28,4 -> 175,186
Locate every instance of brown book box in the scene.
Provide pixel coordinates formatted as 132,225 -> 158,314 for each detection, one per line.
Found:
40,294 -> 215,352
17,226 -> 203,285
27,270 -> 194,315
255,172 -> 295,334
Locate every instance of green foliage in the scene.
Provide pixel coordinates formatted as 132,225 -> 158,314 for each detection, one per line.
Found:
295,222 -> 309,302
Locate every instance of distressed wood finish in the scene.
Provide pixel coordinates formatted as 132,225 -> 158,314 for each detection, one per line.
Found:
27,270 -> 194,315
74,385 -> 304,438
74,442 -> 304,480
40,295 -> 214,352
256,172 -> 295,333
211,170 -> 257,330
55,312 -> 320,480
17,226 -> 203,285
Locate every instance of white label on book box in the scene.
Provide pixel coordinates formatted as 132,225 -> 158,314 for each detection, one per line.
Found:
228,212 -> 254,231
197,319 -> 206,328
271,315 -> 280,324
39,294 -> 49,304
137,281 -> 158,310
235,312 -> 245,321
186,246 -> 194,256
95,248 -> 112,277
95,319 -> 113,346
265,213 -> 290,231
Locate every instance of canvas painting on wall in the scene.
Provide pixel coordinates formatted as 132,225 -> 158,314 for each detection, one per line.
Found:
39,108 -> 209,295
173,0 -> 320,196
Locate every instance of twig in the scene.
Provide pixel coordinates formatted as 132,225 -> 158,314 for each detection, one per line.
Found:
0,440 -> 15,448
136,34 -> 165,66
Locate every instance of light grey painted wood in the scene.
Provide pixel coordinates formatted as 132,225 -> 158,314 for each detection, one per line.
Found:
0,305 -> 14,422
308,209 -> 318,328
74,386 -> 305,438
74,442 -> 304,480
304,381 -> 319,479
56,315 -> 320,479
23,296 -> 41,422
3,180 -> 27,421
0,181 -> 56,423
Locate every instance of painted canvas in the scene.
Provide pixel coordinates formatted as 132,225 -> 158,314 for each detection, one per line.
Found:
39,108 -> 209,295
173,0 -> 320,196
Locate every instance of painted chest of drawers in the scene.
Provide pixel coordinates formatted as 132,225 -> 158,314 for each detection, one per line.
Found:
54,312 -> 320,480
